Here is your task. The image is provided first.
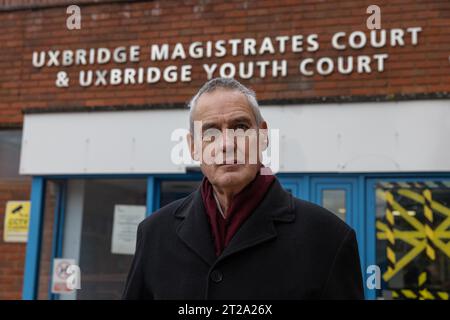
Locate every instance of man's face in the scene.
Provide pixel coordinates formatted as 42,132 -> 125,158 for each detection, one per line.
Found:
188,88 -> 267,191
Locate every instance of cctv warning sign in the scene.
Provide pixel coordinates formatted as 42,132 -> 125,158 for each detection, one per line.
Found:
3,201 -> 30,243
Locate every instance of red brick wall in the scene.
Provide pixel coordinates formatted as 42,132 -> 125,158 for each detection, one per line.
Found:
1,0 -> 449,126
0,179 -> 30,300
0,178 -> 55,300
37,181 -> 56,300
0,0 -> 114,11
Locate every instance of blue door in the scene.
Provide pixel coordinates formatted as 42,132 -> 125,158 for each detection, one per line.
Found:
310,176 -> 365,273
310,177 -> 359,228
278,177 -> 302,199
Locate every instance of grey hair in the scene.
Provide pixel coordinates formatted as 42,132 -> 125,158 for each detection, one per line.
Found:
188,77 -> 264,133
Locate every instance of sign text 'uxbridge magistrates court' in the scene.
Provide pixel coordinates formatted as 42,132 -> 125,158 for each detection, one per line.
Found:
32,27 -> 422,88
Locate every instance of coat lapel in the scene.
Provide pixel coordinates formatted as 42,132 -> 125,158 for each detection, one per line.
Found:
218,179 -> 295,262
174,179 -> 295,266
175,191 -> 217,266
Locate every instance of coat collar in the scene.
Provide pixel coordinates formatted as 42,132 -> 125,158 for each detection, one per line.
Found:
174,178 -> 295,266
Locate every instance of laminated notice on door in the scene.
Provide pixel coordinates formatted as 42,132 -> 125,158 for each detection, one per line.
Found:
111,205 -> 146,255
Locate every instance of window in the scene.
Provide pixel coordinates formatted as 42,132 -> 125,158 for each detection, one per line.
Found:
160,180 -> 201,208
0,130 -> 23,179
322,189 -> 346,221
57,179 -> 147,300
375,180 -> 450,300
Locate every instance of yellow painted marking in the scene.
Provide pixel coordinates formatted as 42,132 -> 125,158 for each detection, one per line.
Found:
397,189 -> 450,218
424,225 -> 435,240
386,209 -> 395,226
376,187 -> 450,281
401,290 -> 417,299
391,199 -> 424,232
385,228 -> 395,244
376,221 -> 422,246
377,190 -> 424,231
431,237 -> 450,258
423,189 -> 433,222
436,231 -> 450,238
383,241 -> 426,281
419,289 -> 435,300
418,272 -> 427,287
425,246 -> 436,260
437,218 -> 450,233
387,247 -> 396,264
437,292 -> 449,300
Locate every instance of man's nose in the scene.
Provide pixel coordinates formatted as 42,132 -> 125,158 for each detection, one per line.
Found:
220,130 -> 236,154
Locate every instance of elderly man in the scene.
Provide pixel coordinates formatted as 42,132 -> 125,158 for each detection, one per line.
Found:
122,78 -> 364,299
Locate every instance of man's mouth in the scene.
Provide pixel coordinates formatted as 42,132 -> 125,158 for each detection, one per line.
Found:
217,161 -> 242,167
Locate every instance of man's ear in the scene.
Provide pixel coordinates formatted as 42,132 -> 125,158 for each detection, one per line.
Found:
259,121 -> 269,152
187,131 -> 199,161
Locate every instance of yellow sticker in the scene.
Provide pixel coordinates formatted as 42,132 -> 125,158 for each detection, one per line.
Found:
3,201 -> 30,243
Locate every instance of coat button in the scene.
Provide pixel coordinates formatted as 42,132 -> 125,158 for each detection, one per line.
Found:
210,270 -> 223,283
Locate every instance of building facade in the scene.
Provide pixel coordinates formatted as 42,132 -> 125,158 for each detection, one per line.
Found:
0,0 -> 449,300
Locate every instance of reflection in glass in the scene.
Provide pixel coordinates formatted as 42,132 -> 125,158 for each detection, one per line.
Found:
160,180 -> 201,207
322,189 -> 346,221
0,130 -> 23,179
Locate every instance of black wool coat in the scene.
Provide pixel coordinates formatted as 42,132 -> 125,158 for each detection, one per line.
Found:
122,179 -> 364,300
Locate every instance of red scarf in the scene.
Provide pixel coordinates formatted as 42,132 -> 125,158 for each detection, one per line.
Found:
200,170 -> 275,256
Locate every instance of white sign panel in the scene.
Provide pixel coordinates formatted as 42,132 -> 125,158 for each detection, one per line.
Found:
51,258 -> 76,294
111,205 -> 146,255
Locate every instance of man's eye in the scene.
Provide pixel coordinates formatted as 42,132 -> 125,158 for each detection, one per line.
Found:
203,130 -> 215,138
235,124 -> 249,130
